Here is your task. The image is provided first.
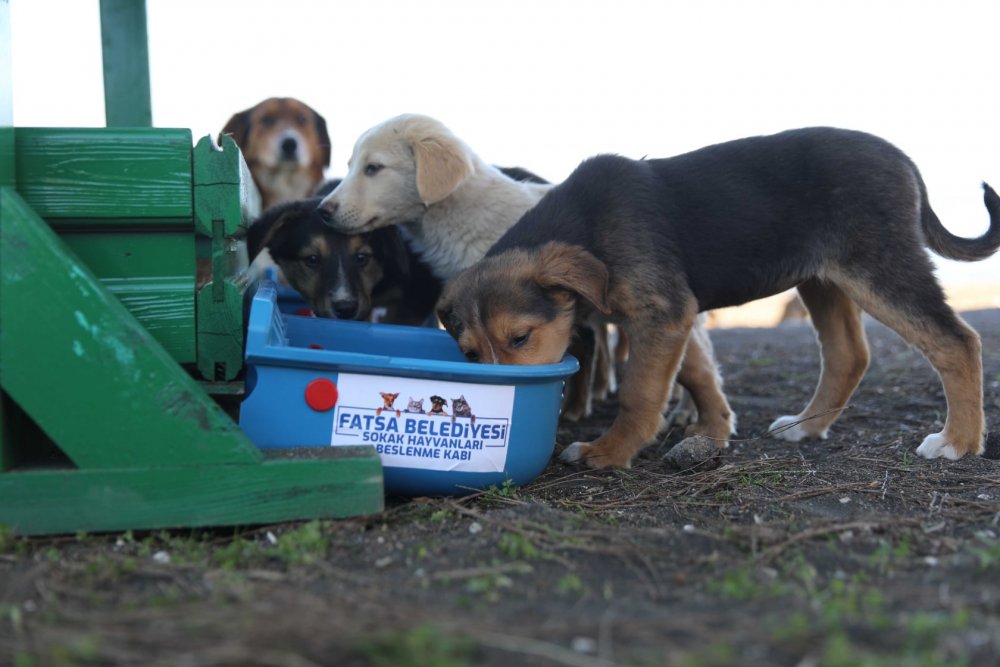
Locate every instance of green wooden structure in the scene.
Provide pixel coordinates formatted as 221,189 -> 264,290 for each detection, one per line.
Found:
0,0 -> 383,535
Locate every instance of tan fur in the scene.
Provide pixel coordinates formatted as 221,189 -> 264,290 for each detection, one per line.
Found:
220,98 -> 330,210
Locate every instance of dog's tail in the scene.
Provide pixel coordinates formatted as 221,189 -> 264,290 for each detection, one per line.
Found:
922,182 -> 1000,261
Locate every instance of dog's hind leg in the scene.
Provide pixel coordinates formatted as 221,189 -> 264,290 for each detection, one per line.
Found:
833,274 -> 985,459
591,323 -> 614,401
675,318 -> 736,442
769,279 -> 869,442
561,324 -> 597,422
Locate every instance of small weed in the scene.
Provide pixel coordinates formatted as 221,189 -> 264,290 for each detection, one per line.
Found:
271,520 -> 330,567
680,641 -> 737,667
497,531 -> 542,560
465,572 -> 514,603
707,566 -> 786,601
357,624 -> 476,667
868,538 -> 913,574
556,573 -> 584,596
482,478 -> 519,503
969,533 -> 1000,570
817,577 -> 889,629
0,524 -> 19,553
430,508 -> 453,522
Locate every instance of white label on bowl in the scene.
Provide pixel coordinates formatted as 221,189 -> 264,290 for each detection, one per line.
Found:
331,373 -> 515,473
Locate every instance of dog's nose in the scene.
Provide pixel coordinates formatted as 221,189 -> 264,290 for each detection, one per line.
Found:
280,137 -> 298,159
318,197 -> 338,216
332,299 -> 360,320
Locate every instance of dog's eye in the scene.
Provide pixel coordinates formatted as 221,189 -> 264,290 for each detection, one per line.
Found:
295,114 -> 307,126
364,163 -> 383,176
302,255 -> 321,268
354,251 -> 371,267
511,333 -> 530,349
261,115 -> 276,128
464,350 -> 480,362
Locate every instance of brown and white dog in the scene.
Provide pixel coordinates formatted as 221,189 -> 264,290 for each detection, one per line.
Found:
221,97 -> 331,209
437,127 -> 1000,467
316,114 -> 717,423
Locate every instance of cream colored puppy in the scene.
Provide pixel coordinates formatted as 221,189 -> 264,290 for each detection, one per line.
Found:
318,113 -> 549,280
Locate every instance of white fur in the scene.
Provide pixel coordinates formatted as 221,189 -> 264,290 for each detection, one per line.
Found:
768,415 -> 828,442
915,432 -> 962,460
560,442 -> 590,463
319,114 -> 550,280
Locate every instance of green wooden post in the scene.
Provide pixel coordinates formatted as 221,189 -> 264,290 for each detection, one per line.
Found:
1,0 -> 14,472
194,134 -> 261,381
99,0 -> 153,127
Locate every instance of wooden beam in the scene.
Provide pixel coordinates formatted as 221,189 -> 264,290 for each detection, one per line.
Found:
0,189 -> 258,468
99,0 -> 153,127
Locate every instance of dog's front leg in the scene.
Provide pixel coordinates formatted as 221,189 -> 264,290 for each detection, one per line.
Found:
561,313 -> 694,468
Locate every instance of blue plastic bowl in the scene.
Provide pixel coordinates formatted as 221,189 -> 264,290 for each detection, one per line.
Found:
239,280 -> 579,496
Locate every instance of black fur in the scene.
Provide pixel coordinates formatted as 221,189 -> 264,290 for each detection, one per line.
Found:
248,197 -> 441,325
490,127 -> 1000,318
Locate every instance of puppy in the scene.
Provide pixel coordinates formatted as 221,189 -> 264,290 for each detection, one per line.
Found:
317,113 -> 709,422
221,98 -> 331,209
437,127 -> 1000,467
247,196 -> 441,324
317,113 -> 549,279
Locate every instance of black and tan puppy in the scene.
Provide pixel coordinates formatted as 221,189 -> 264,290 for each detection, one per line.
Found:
248,196 -> 440,324
437,127 -> 1000,468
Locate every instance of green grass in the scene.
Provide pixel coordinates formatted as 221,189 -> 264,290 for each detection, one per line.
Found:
357,624 -> 476,667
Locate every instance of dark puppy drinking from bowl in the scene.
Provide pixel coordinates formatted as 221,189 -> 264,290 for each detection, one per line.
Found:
437,127 -> 1000,468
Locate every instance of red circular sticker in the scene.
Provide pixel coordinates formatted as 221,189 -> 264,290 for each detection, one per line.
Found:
304,379 -> 338,412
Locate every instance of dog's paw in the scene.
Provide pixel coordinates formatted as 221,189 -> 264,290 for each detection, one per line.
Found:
560,405 -> 590,423
560,441 -> 591,464
768,415 -> 828,442
916,432 -> 963,461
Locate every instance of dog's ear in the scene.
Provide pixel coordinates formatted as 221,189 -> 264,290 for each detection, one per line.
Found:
435,291 -> 461,340
535,242 -> 611,315
313,110 -> 332,168
246,206 -> 294,259
411,132 -> 474,205
220,109 -> 252,150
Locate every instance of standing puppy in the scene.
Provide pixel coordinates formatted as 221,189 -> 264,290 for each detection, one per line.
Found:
221,97 -> 331,209
318,114 -> 723,424
437,127 -> 1000,467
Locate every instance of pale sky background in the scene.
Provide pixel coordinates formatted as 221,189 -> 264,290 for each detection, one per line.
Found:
8,0 -> 1000,287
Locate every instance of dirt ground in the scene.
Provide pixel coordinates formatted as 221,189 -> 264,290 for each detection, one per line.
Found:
2,309 -> 999,667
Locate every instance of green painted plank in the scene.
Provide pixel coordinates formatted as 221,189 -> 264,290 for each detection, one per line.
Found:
193,134 -> 260,237
193,134 -> 258,381
0,447 -> 384,535
0,189 -> 260,468
99,0 -> 152,127
14,127 -> 192,220
63,232 -> 196,363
